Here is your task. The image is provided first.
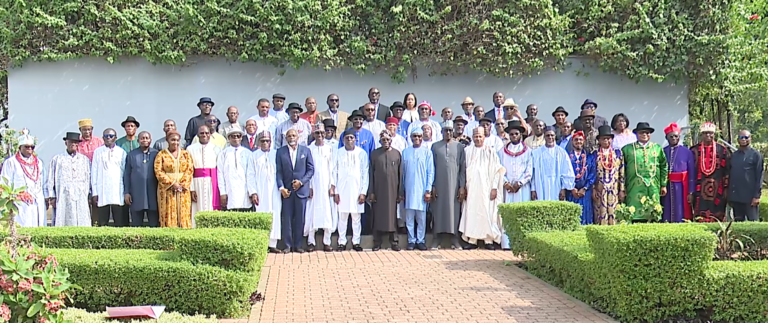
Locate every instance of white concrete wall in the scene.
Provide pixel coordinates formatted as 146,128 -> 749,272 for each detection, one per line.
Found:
8,57 -> 688,162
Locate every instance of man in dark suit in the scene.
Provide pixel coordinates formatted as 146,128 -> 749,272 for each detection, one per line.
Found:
123,131 -> 159,227
359,87 -> 390,122
276,129 -> 315,253
483,91 -> 507,122
240,119 -> 260,151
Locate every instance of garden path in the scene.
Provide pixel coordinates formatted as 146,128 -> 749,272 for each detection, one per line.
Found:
221,250 -> 616,323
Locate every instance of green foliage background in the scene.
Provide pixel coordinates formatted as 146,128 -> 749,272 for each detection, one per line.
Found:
0,0 -> 765,137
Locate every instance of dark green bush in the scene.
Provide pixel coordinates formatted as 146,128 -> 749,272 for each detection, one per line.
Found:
524,231 -> 596,303
15,227 -> 267,272
499,201 -> 582,254
49,249 -> 257,318
195,211 -> 272,231
585,224 -> 716,322
705,261 -> 768,322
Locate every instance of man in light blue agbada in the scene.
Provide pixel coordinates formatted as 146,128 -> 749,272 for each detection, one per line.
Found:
401,127 -> 434,251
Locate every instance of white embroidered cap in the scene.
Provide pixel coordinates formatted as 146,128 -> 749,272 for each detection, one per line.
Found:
16,128 -> 35,146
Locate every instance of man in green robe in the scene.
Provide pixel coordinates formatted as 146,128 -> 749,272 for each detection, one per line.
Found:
621,122 -> 668,222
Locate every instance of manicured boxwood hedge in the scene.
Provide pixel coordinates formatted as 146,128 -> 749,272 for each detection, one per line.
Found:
498,201 -> 582,254
195,211 -> 272,231
63,308 -> 218,322
520,220 -> 768,322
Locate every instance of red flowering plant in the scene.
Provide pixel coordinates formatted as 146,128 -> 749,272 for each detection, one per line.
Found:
0,179 -> 78,323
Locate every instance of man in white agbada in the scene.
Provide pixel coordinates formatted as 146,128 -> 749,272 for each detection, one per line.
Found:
248,131 -> 283,253
331,129 -> 369,252
1,129 -> 47,227
218,125 -> 253,211
304,123 -> 336,252
188,125 -> 222,224
47,132 -> 92,227
531,126 -> 575,201
91,128 -> 128,227
362,103 -> 386,149
499,120 -> 533,250
458,127 -> 506,250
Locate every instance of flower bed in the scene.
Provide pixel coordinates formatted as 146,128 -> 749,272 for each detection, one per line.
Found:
501,202 -> 768,322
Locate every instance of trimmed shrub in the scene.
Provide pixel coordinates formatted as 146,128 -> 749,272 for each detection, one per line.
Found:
499,201 -> 582,254
14,227 -> 268,272
703,221 -> 768,250
50,248 -> 257,318
585,224 -> 716,322
195,211 -> 272,231
706,261 -> 768,322
63,308 -> 218,322
524,231 -> 597,303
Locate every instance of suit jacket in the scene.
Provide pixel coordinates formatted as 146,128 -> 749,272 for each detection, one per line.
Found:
123,148 -> 159,211
483,107 -> 503,123
318,110 -> 352,139
241,133 -> 260,152
359,103 -> 390,122
572,114 -> 609,131
276,145 -> 315,199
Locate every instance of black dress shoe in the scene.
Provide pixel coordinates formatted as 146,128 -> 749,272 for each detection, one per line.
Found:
484,243 -> 495,250
416,243 -> 428,251
406,243 -> 415,250
372,245 -> 381,251
295,248 -> 306,253
336,245 -> 346,252
324,245 -> 333,252
282,248 -> 291,254
307,244 -> 315,252
463,244 -> 478,250
391,244 -> 401,251
268,247 -> 282,254
353,244 -> 363,252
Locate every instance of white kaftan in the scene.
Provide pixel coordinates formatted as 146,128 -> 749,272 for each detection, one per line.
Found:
500,142 -> 533,203
304,144 -> 336,236
459,144 -> 506,244
187,143 -> 221,222
91,145 -> 126,207
531,145 -> 576,201
332,147 -> 369,214
217,146 -> 252,209
363,120 -> 387,149
248,149 -> 282,242
484,135 -> 504,153
1,154 -> 47,227
47,152 -> 92,227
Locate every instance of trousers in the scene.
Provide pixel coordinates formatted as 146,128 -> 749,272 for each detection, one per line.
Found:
97,204 -> 128,227
338,212 -> 361,245
130,209 -> 159,227
405,209 -> 426,244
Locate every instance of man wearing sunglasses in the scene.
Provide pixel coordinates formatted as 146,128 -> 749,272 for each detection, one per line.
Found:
0,129 -> 47,227
91,128 -> 128,227
729,129 -> 763,221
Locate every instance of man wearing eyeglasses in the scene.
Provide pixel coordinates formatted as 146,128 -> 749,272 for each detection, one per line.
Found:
358,87 -> 390,122
184,97 -> 221,146
217,125 -> 253,212
729,129 -> 763,221
91,128 -> 128,227
47,132 -> 92,227
318,94 -> 350,139
191,114 -> 227,149
188,125 -> 223,219
0,129 -> 47,227
247,131 -> 284,253
76,118 -> 104,161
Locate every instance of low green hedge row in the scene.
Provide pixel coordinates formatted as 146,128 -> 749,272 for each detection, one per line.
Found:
504,202 -> 768,322
16,227 -> 268,272
62,308 -> 218,322
499,201 -> 582,254
195,211 -> 272,231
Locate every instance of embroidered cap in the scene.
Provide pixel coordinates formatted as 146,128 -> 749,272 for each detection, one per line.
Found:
77,119 -> 93,128
17,128 -> 35,146
700,122 -> 716,134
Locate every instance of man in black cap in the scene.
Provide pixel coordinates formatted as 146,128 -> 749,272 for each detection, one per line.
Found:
274,102 -> 312,148
321,118 -> 338,147
572,99 -> 609,130
389,101 -> 410,139
116,116 -> 140,152
552,106 -> 569,143
269,93 -> 289,124
185,97 -> 220,146
47,132 -> 92,227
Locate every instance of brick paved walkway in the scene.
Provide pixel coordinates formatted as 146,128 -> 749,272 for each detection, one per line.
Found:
222,250 -> 615,323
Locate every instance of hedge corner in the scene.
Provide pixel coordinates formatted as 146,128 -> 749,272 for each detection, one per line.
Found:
195,211 -> 272,230
499,201 -> 581,255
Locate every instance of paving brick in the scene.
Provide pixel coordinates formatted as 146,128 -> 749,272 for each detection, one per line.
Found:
221,250 -> 615,323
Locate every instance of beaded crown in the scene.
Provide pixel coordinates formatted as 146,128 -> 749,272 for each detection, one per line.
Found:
700,122 -> 717,133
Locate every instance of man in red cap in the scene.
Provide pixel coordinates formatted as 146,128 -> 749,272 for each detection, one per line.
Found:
661,123 -> 696,222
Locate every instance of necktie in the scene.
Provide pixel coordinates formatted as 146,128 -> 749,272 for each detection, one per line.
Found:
497,107 -> 502,120
249,136 -> 254,149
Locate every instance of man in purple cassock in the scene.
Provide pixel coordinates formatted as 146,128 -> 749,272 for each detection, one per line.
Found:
662,123 -> 696,222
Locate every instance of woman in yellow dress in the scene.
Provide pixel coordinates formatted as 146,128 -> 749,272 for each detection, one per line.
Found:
154,131 -> 194,228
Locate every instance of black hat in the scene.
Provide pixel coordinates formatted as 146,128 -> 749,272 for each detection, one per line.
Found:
63,132 -> 82,142
322,118 -> 337,129
286,103 -> 303,113
479,117 -> 493,124
272,93 -> 286,100
505,120 -> 526,134
390,101 -> 405,110
197,97 -> 214,106
552,106 -> 569,117
121,116 -> 140,128
632,122 -> 655,134
453,116 -> 469,125
597,125 -> 614,138
350,109 -> 365,120
580,99 -> 598,110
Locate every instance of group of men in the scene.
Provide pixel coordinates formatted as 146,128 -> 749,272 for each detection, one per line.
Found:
1,89 -> 762,254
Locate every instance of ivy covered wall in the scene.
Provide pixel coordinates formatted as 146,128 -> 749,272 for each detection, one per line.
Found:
0,0 -> 764,136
